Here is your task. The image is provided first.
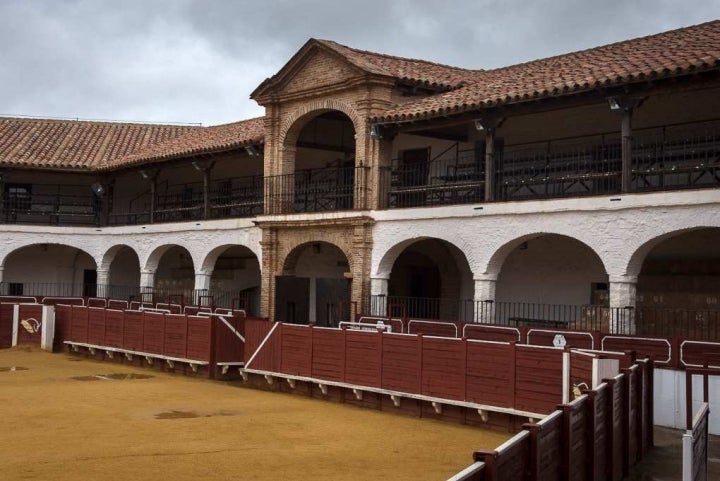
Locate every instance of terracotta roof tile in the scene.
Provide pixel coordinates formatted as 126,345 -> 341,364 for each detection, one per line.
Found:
315,39 -> 479,90
0,117 -> 197,170
372,20 -> 720,123
105,117 -> 265,169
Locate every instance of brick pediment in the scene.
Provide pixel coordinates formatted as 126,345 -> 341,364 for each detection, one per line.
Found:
278,48 -> 364,97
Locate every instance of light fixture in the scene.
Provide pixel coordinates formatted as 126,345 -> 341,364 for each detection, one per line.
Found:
474,119 -> 485,131
90,182 -> 105,196
245,145 -> 261,157
139,169 -> 150,180
369,124 -> 383,140
191,160 -> 203,172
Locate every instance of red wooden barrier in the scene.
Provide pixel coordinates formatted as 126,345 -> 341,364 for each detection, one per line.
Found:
466,341 -> 515,408
527,329 -> 596,350
344,329 -> 382,388
0,304 -> 15,348
569,350 -> 595,396
104,309 -> 124,348
586,383 -> 609,481
601,335 -> 673,367
524,410 -> 563,481
70,305 -> 89,344
163,314 -> 188,359
53,304 -> 73,351
186,316 -> 212,362
87,308 -> 106,346
214,312 -> 246,363
474,430 -> 531,481
381,333 -> 422,393
142,312 -> 165,355
562,396 -> 588,481
281,324 -> 312,377
243,319 -> 279,371
123,310 -> 144,351
463,324 -> 521,343
312,327 -> 345,382
515,345 -> 564,414
421,336 -> 465,401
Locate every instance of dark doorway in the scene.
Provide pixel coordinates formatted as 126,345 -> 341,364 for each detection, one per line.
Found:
83,269 -> 97,297
316,278 -> 350,327
275,276 -> 310,324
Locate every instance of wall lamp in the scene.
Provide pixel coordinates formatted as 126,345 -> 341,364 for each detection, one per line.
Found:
369,124 -> 383,140
139,169 -> 150,180
474,119 -> 485,131
90,182 -> 105,196
191,160 -> 203,172
245,145 -> 261,157
607,96 -> 632,111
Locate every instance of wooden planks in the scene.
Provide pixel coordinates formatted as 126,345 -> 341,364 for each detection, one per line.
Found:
0,304 -> 14,348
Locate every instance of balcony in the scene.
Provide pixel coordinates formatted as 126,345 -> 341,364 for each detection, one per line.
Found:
264,165 -> 368,214
1,186 -> 100,226
383,121 -> 720,208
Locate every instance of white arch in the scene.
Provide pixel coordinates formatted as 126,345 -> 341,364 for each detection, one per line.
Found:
198,244 -> 260,275
141,243 -> 196,273
0,242 -> 98,269
374,236 -> 473,280
99,244 -> 140,271
624,226 -> 720,278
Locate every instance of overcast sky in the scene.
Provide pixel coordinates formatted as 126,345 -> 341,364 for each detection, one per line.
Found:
0,0 -> 718,126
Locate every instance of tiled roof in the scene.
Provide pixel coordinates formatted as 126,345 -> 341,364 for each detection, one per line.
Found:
104,117 -> 265,170
372,20 -> 720,123
315,39 -> 479,90
0,117 -> 197,170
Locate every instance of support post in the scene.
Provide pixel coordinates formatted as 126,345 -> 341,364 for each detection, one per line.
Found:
95,268 -> 110,298
370,277 -> 389,316
476,117 -> 504,202
621,108 -> 633,193
609,275 -> 637,334
473,275 -> 497,323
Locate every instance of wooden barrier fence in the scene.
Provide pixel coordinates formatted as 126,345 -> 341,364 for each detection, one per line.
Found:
452,358 -> 654,481
243,319 -> 614,416
56,305 -> 247,378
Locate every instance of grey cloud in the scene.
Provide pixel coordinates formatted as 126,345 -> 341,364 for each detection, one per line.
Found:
0,0 -> 718,125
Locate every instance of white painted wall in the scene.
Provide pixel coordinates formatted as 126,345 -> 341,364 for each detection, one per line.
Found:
496,234 -> 608,305
108,247 -> 140,287
654,368 -> 720,435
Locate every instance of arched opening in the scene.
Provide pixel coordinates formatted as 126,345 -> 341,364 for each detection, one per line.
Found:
637,228 -> 720,309
1,244 -> 97,297
387,238 -> 473,320
275,241 -> 350,326
206,245 -> 261,314
496,234 -> 608,304
153,245 -> 195,304
106,246 -> 141,300
494,234 -> 608,325
286,110 -> 357,212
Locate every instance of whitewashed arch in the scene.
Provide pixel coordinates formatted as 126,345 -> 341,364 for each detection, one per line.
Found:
99,244 -> 140,271
374,236 -> 473,280
142,243 -> 196,273
481,232 -> 609,279
0,242 -> 98,269
198,244 -> 261,275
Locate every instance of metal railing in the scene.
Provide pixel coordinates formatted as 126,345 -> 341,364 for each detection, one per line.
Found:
2,191 -> 100,226
0,281 -> 258,315
264,165 -> 368,214
496,141 -> 622,201
366,295 -> 720,340
382,147 -> 485,208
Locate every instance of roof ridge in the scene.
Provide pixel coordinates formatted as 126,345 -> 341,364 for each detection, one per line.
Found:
483,19 -> 720,75
315,38 -> 482,73
0,116 -> 202,129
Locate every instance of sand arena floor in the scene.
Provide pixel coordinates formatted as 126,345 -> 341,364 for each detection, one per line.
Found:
0,347 -> 509,481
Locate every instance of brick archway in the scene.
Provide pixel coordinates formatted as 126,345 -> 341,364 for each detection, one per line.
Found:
280,99 -> 363,150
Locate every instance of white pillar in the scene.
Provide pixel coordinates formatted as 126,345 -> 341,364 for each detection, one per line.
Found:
370,277 -> 389,316
0,266 -> 5,295
96,268 -> 109,298
194,271 -> 212,306
474,275 -> 497,323
609,275 -> 637,335
139,269 -> 155,303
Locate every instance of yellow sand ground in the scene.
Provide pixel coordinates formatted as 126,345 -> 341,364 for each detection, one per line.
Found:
0,347 -> 509,481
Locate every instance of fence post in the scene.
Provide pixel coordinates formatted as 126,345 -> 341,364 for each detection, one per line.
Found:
208,313 -> 217,380
510,341 -> 517,409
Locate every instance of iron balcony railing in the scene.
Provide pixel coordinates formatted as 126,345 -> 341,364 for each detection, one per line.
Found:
381,146 -> 485,209
1,191 -> 101,226
0,281 -> 258,315
496,141 -> 622,201
383,120 -> 720,209
367,295 -> 720,340
264,165 -> 368,214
